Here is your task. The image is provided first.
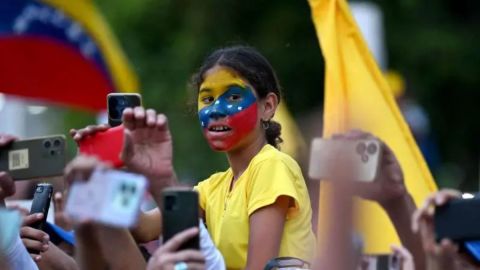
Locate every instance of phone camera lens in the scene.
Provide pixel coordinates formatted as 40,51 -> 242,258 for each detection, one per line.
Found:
367,143 -> 377,154
50,150 -> 56,156
53,139 -> 61,147
165,195 -> 176,211
356,142 -> 366,154
44,140 -> 51,148
36,186 -> 44,193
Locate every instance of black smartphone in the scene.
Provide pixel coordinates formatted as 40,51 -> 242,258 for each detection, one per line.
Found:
434,197 -> 480,242
161,189 -> 199,250
28,183 -> 53,254
107,93 -> 142,127
29,183 -> 53,231
0,135 -> 66,180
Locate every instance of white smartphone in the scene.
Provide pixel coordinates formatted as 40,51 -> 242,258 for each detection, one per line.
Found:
308,138 -> 381,182
65,169 -> 147,228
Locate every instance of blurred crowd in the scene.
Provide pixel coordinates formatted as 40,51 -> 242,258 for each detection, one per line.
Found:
0,46 -> 478,270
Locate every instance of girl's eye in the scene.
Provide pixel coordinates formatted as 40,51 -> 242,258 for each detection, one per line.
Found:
201,96 -> 214,104
228,94 -> 242,102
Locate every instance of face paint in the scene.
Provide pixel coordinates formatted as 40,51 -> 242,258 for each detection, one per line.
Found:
198,68 -> 258,151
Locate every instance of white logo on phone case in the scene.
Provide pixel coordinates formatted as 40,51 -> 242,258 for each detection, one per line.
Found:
8,149 -> 29,170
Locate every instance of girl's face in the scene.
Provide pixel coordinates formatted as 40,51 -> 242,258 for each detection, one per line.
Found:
198,66 -> 260,151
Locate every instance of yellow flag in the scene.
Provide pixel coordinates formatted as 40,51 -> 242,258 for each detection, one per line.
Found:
307,0 -> 437,253
273,102 -> 307,160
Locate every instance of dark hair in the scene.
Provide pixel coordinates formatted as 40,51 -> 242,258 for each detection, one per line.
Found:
192,45 -> 283,148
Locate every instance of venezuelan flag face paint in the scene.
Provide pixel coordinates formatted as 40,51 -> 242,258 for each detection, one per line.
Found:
198,67 -> 258,151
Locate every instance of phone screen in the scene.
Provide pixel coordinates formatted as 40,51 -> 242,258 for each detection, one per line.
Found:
107,94 -> 142,127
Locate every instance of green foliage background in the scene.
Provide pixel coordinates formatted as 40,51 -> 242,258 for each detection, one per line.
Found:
69,0 -> 479,188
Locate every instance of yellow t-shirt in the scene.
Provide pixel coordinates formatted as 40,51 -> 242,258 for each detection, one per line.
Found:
195,144 -> 316,270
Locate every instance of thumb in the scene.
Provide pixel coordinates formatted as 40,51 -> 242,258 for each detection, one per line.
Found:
23,213 -> 44,226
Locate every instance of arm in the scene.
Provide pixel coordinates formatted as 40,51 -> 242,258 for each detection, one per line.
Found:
74,225 -> 106,270
337,130 -> 426,270
131,208 -> 162,243
37,242 -> 78,270
382,193 -> 423,270
245,196 -> 289,270
96,226 -> 146,270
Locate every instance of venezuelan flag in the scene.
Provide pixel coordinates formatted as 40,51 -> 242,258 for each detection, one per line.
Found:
0,0 -> 138,111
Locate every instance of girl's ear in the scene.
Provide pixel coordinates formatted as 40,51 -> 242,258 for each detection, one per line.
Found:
261,92 -> 279,121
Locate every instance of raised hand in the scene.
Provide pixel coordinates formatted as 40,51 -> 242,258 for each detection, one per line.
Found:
70,124 -> 110,142
332,130 -> 407,205
147,227 -> 205,270
121,107 -> 176,193
411,189 -> 470,270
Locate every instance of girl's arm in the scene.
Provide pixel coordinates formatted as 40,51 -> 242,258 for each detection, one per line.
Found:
245,195 -> 290,270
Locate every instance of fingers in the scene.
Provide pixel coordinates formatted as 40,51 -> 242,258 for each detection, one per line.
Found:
70,124 -> 110,142
123,106 -> 169,131
146,109 -> 157,127
53,192 -> 65,213
0,171 -> 15,201
20,226 -> 49,254
390,244 -> 413,260
64,155 -> 109,186
433,189 -> 462,206
22,213 -> 44,226
30,253 -> 42,262
0,134 -> 17,147
22,238 -> 49,253
157,227 -> 199,253
166,250 -> 205,263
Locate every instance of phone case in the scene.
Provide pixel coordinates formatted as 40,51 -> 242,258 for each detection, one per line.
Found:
0,135 -> 66,180
308,138 -> 381,182
162,189 -> 199,250
435,198 -> 480,242
28,183 -> 53,254
29,183 -> 53,230
77,125 -> 124,168
107,93 -> 142,127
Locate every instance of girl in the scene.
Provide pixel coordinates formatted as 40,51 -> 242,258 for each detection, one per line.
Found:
72,46 -> 316,270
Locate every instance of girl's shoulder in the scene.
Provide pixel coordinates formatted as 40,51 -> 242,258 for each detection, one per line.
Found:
250,144 -> 301,173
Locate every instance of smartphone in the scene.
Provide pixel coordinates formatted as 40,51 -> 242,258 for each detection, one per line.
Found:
363,254 -> 400,270
0,135 -> 66,180
308,138 -> 381,181
77,125 -> 124,168
107,93 -> 142,127
29,183 -> 53,231
434,197 -> 480,242
27,183 -> 53,254
65,169 -> 147,228
162,189 -> 199,250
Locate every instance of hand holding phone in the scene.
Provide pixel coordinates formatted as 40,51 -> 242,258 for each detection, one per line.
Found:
434,197 -> 480,242
308,138 -> 381,181
0,135 -> 66,180
162,188 -> 199,250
